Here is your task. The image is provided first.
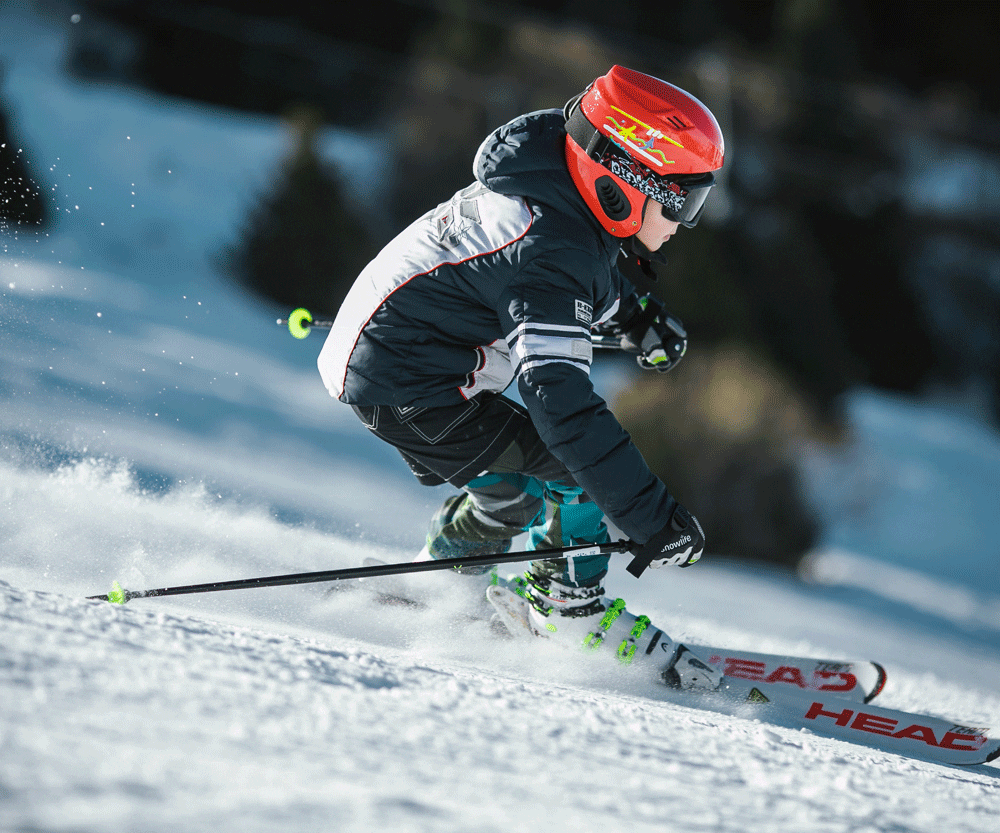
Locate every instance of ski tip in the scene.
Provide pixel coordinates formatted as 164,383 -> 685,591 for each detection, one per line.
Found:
865,662 -> 888,703
287,308 -> 313,339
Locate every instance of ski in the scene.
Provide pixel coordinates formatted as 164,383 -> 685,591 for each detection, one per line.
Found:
485,584 -> 997,766
715,675 -> 1000,767
685,645 -> 885,703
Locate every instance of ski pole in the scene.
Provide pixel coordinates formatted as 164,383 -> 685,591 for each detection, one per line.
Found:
88,541 -> 634,604
276,308 -> 625,349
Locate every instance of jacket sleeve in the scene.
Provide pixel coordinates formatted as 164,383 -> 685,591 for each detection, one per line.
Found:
598,268 -> 643,335
498,256 -> 674,543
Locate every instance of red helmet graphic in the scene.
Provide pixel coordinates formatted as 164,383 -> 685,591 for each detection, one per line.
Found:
564,65 -> 725,237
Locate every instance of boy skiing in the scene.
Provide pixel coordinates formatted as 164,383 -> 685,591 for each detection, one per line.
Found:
318,65 -> 725,688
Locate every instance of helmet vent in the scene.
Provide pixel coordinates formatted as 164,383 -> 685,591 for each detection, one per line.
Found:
595,176 -> 631,221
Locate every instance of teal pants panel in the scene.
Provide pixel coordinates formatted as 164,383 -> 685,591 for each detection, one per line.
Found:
462,474 -> 609,586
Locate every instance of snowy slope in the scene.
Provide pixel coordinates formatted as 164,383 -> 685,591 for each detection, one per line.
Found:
3,575 -> 998,833
2,7 -> 999,833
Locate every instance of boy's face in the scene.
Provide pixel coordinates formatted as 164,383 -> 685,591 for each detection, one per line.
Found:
634,200 -> 680,252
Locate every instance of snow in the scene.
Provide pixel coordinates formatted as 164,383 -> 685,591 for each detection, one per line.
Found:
2,7 -> 999,832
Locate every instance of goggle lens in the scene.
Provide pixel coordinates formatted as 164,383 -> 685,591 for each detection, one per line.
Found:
659,178 -> 714,228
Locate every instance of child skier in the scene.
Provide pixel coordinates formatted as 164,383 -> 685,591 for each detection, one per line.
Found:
318,65 -> 725,688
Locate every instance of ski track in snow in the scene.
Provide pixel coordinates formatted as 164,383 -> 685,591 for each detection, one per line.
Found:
2,6 -> 999,832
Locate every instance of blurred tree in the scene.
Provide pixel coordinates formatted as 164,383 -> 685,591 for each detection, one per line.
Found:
67,0 -> 432,125
223,106 -> 377,314
614,345 -> 823,568
384,12 -> 621,226
848,0 -> 1000,115
764,0 -> 939,394
623,210 -> 861,416
0,91 -> 47,232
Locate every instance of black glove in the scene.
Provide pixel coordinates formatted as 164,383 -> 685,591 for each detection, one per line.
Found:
619,294 -> 688,373
626,502 -> 705,577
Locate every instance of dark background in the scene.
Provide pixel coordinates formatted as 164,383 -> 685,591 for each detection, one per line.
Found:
4,0 -> 998,566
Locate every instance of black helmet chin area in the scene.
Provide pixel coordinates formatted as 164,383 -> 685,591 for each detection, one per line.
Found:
627,232 -> 669,280
629,233 -> 668,264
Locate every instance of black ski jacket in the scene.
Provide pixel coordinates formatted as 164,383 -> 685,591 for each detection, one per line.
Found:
318,109 -> 674,543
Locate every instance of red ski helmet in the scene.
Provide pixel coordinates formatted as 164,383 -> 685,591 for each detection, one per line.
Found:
564,65 -> 724,237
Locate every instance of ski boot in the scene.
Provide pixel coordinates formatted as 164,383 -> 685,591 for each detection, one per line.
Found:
421,494 -> 513,574
488,572 -> 723,691
382,493 -> 516,618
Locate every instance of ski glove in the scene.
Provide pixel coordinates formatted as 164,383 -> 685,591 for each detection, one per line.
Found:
619,294 -> 688,373
625,502 -> 705,577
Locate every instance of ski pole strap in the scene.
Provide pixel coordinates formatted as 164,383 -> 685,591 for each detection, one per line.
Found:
624,548 -> 655,578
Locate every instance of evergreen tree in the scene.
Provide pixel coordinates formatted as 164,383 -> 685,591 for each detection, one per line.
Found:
225,106 -> 375,315
1,93 -> 46,232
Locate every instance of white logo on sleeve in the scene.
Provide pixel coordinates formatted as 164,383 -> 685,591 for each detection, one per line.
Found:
575,299 -> 593,325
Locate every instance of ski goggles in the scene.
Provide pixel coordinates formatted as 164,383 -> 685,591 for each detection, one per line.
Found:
597,143 -> 715,228
654,171 -> 715,227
